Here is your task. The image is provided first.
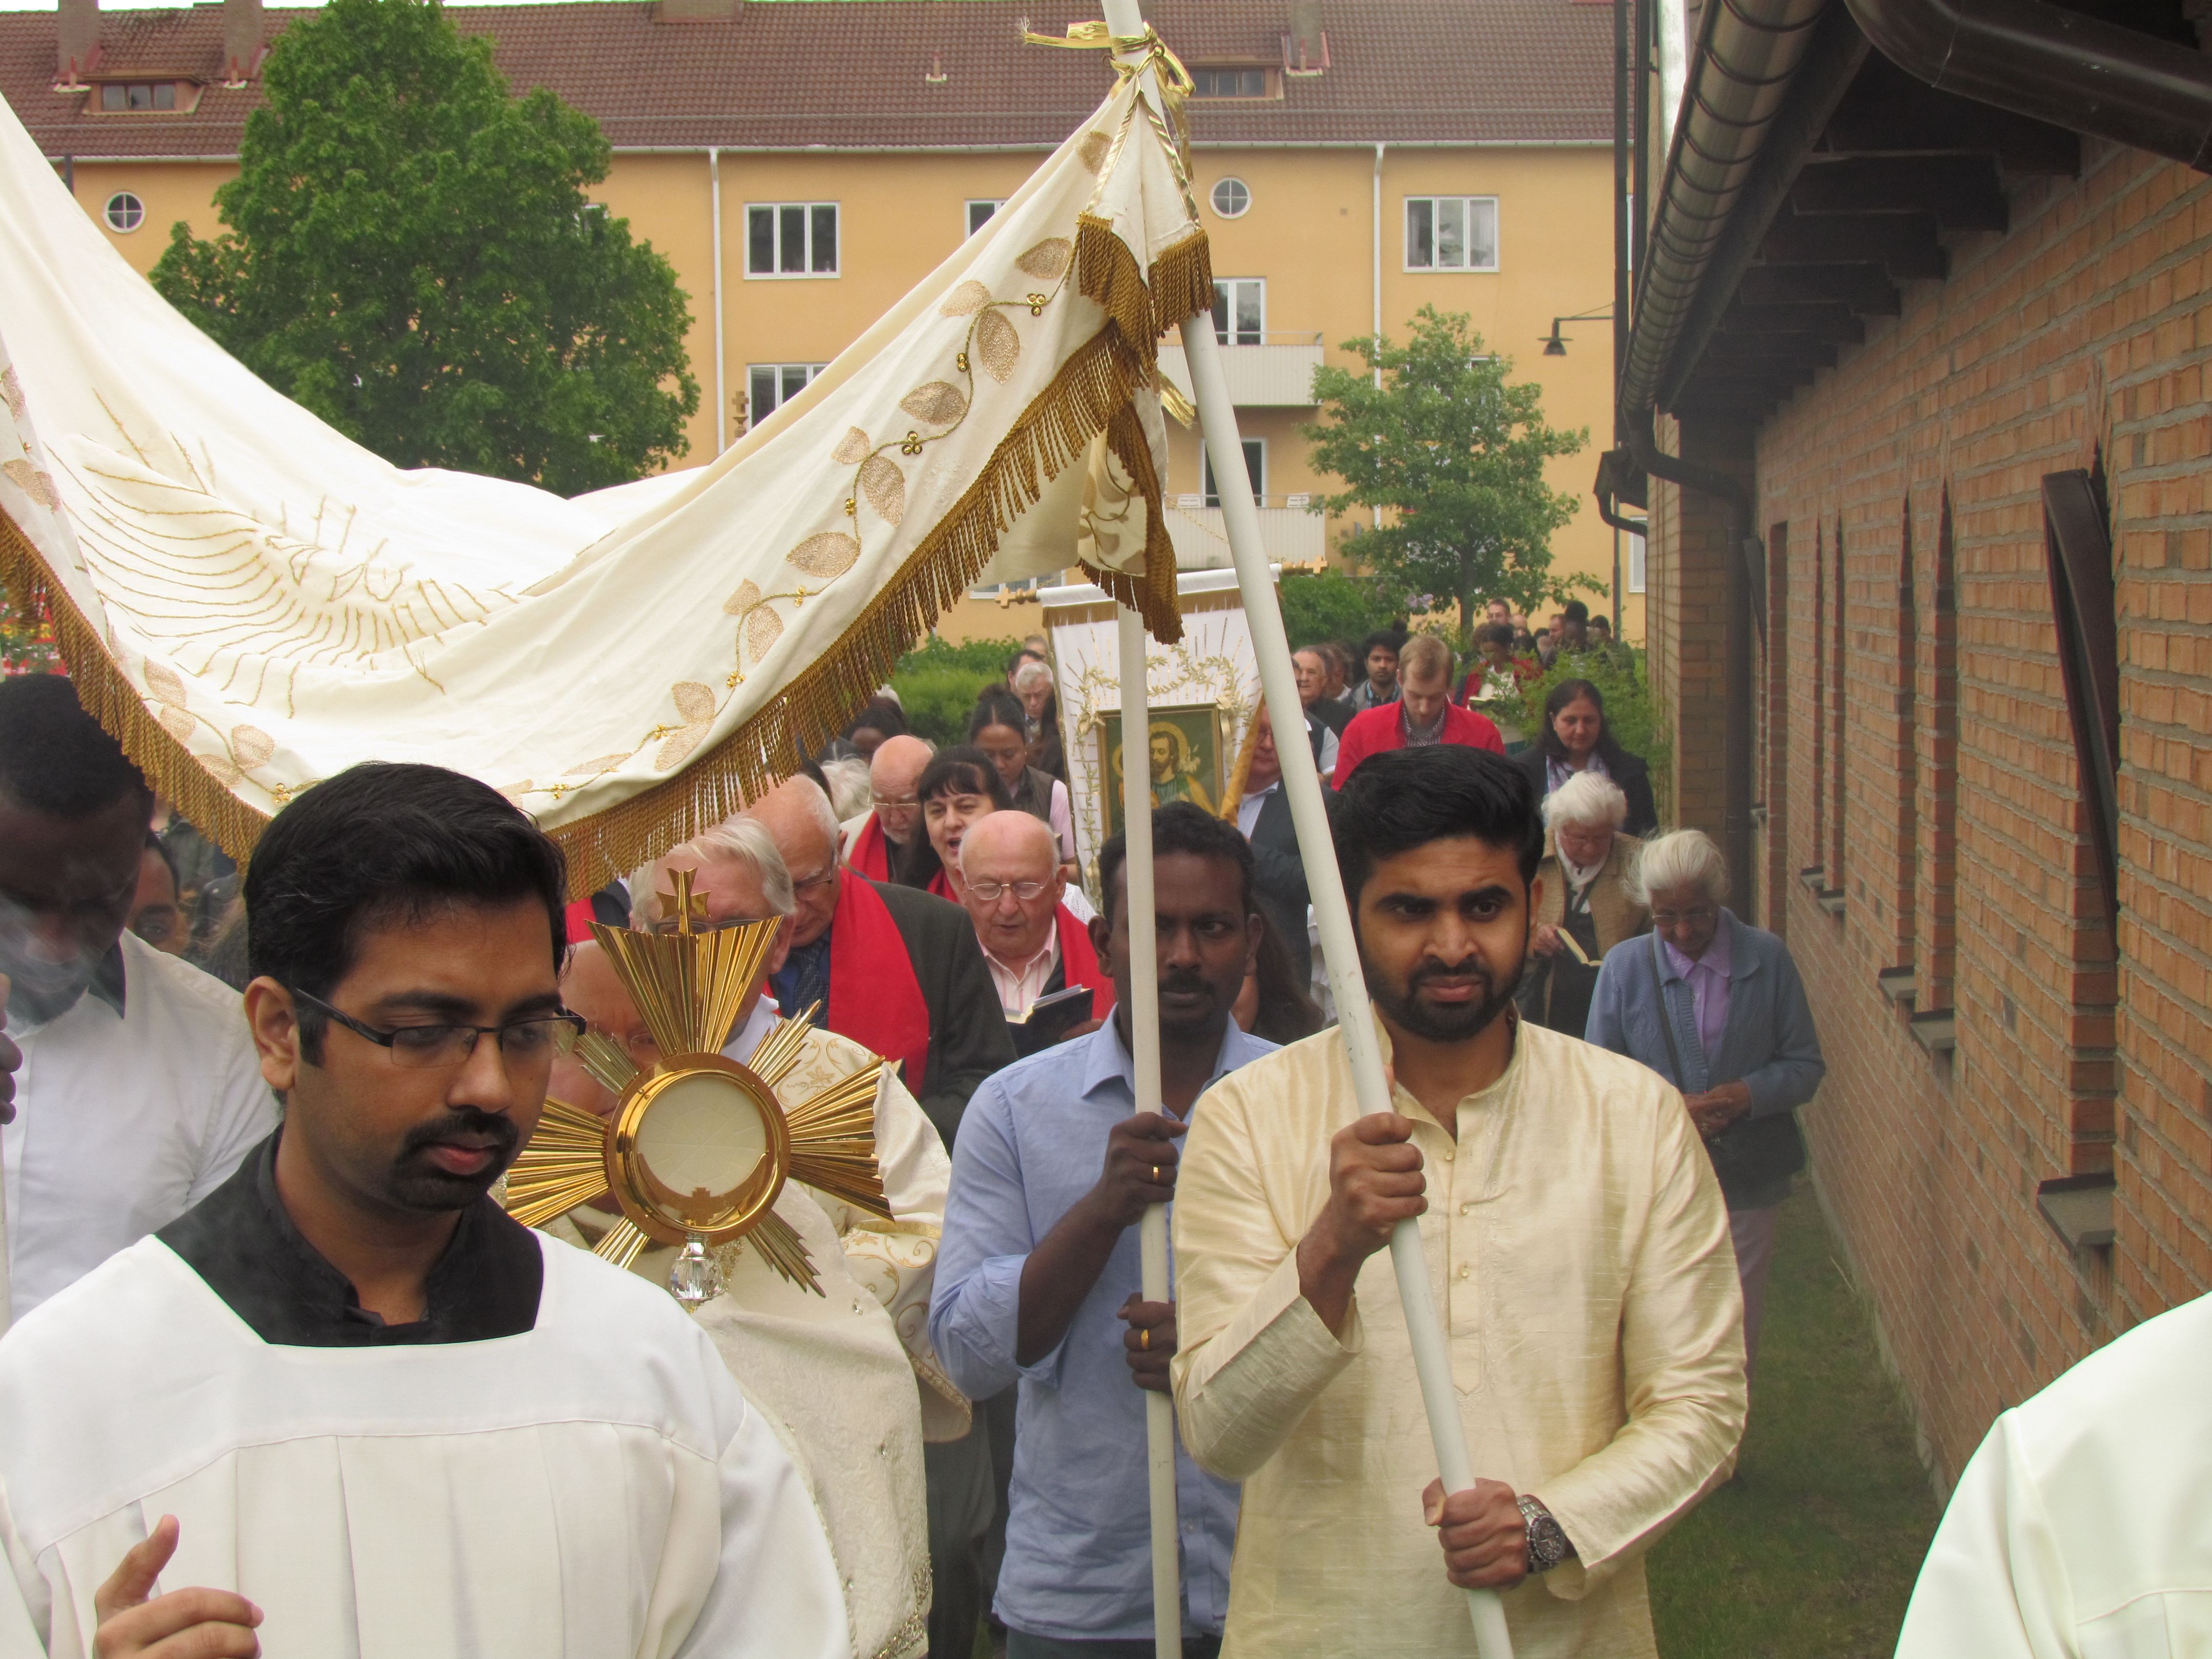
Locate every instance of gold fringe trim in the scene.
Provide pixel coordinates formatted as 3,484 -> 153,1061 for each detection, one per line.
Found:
0,512 -> 272,870
1075,400 -> 1180,643
1219,705 -> 1260,819
1073,218 -> 1215,363
1,315 -> 1200,897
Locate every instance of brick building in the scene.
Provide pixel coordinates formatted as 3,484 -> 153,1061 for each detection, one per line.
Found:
1607,0 -> 2212,1483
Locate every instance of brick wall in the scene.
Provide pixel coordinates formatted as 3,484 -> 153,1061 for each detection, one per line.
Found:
1654,136 -> 2212,1485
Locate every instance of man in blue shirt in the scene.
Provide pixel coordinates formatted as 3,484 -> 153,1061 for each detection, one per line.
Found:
932,802 -> 1275,1658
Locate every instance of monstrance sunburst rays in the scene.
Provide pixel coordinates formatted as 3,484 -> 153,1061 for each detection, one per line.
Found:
502,868 -> 895,1303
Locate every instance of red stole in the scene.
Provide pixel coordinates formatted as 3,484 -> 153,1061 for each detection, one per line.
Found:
1054,905 -> 1115,1019
563,900 -> 598,945
847,814 -> 895,883
927,868 -> 957,903
826,874 -> 933,1096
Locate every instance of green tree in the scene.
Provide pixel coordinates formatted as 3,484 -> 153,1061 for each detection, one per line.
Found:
153,0 -> 697,494
1303,306 -> 1589,645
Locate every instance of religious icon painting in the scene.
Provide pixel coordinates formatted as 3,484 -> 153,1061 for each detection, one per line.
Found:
1097,702 -> 1225,838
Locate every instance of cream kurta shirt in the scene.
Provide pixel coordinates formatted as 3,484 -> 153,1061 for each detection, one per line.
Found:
1170,1019 -> 1747,1657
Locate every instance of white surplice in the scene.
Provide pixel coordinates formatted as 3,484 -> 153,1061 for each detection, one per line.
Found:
0,1231 -> 849,1659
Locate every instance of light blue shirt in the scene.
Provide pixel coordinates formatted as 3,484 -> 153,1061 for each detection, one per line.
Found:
929,1018 -> 1272,1642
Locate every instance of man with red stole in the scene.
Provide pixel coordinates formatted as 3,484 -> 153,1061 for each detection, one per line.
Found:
843,735 -> 933,883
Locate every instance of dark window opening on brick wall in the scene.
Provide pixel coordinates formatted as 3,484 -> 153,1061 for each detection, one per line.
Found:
1891,502 -> 1917,969
1917,490 -> 1959,1014
2041,465 -> 2121,929
1829,519 -> 1847,889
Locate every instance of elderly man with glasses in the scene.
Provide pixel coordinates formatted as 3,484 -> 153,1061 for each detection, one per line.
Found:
1586,828 -> 1826,1390
957,812 -> 1112,1043
844,734 -> 935,883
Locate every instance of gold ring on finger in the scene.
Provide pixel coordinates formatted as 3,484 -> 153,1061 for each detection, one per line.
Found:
1140,1327 -> 1150,1350
1151,1165 -> 1159,1183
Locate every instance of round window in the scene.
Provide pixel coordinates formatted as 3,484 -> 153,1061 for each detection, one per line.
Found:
1209,177 -> 1251,219
103,192 -> 145,233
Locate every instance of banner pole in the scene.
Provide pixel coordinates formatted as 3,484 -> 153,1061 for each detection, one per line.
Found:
1086,8 -> 1517,1653
1115,603 -> 1183,1658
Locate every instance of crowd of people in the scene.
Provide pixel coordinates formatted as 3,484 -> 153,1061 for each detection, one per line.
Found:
0,609 -> 2136,1659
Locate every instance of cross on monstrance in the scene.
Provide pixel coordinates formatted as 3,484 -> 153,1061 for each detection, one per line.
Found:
503,867 -> 894,1308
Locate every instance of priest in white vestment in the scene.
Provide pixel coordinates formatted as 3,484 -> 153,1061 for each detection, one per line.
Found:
542,817 -> 960,1659
1895,1289 -> 2212,1657
0,762 -> 847,1659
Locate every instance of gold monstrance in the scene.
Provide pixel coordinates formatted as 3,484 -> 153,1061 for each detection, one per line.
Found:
503,869 -> 895,1307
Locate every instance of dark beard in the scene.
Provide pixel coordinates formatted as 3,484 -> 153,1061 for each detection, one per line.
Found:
1365,952 -> 1523,1044
384,1107 -> 523,1211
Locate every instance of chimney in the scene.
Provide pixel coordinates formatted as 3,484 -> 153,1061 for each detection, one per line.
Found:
56,0 -> 100,88
222,0 -> 264,84
1285,0 -> 1328,76
656,0 -> 740,21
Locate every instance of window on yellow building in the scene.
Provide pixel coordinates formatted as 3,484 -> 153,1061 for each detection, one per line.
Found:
746,203 -> 838,278
965,200 -> 1004,237
747,363 -> 826,427
1202,438 -> 1265,507
1193,66 -> 1271,98
1212,279 -> 1265,346
1209,178 -> 1251,219
103,192 -> 145,233
98,82 -> 179,112
1405,196 -> 1499,272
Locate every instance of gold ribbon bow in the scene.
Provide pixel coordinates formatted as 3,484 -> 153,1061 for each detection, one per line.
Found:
1022,20 -> 1199,193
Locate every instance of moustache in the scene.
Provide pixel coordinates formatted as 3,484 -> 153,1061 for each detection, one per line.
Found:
1408,957 -> 1493,994
1159,969 -> 1211,999
399,1108 -> 522,1166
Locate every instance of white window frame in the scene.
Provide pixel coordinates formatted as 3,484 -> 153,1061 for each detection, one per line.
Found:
1403,195 -> 1500,273
746,361 -> 827,427
1202,437 -> 1266,507
1209,177 -> 1251,219
102,190 -> 145,233
1628,531 -> 1648,594
965,199 -> 1005,237
1212,278 -> 1266,346
745,202 -> 840,279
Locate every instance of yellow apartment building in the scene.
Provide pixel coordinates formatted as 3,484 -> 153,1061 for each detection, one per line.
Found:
3,0 -> 1639,638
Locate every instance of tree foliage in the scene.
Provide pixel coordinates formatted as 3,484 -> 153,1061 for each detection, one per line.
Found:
1304,306 -> 1589,644
889,635 -> 1025,747
1276,566 -> 1410,652
152,0 -> 698,494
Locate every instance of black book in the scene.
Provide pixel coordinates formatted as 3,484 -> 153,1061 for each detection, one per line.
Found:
1007,984 -> 1095,1056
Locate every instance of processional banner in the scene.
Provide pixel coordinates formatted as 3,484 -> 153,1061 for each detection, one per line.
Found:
0,52 -> 1208,891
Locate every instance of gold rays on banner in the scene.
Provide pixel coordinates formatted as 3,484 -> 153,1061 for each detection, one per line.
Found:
502,868 -> 895,1300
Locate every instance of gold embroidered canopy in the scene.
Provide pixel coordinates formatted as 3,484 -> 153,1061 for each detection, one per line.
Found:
0,51 -> 1207,892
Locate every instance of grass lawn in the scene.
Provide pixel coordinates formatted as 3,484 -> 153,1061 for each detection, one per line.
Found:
1646,1179 -> 1943,1657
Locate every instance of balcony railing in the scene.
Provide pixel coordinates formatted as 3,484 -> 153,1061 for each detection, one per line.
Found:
1163,495 -> 1326,569
1157,332 -> 1325,408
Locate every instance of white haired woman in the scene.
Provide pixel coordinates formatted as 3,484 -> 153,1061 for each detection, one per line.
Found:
1516,770 -> 1645,1036
1585,829 -> 1825,1387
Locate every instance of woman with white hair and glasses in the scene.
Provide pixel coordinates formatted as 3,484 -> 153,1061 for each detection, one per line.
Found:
1586,828 -> 1825,1388
1516,770 -> 1647,1036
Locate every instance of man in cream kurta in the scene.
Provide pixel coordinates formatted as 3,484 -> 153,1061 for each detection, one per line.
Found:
1170,745 -> 1746,1657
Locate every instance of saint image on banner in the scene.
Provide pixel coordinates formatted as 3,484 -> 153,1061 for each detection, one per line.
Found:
1100,704 -> 1222,837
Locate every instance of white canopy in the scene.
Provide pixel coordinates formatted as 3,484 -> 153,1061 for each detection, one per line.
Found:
0,60 -> 1206,890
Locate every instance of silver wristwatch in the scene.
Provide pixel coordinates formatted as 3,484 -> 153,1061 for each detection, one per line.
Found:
1517,1495 -> 1572,1577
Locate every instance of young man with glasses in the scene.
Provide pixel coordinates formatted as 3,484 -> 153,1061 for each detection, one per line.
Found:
0,674 -> 273,1321
0,761 -> 847,1659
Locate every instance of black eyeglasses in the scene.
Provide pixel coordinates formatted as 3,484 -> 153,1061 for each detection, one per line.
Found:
290,987 -> 585,1071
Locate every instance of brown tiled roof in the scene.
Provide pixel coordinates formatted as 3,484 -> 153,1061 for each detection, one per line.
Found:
2,0 -> 1611,160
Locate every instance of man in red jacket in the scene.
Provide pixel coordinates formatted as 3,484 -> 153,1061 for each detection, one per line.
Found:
1332,632 -> 1503,785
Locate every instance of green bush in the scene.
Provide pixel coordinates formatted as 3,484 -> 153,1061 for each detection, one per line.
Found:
1516,648 -> 1671,804
1276,566 -> 1411,652
889,635 -> 1024,748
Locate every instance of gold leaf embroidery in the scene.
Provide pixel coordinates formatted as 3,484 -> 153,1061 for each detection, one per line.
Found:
204,755 -> 242,788
832,427 -> 873,465
744,604 -> 784,660
899,381 -> 968,427
859,455 -> 906,525
157,706 -> 195,745
230,726 -> 276,770
671,681 -> 717,724
940,280 -> 993,318
788,532 -> 860,579
723,579 -> 763,616
498,781 -> 536,802
0,367 -> 22,419
143,660 -> 188,707
2,460 -> 57,511
565,754 -> 633,777
974,309 -> 1021,384
1077,131 -> 1111,173
654,724 -> 711,772
1015,238 -> 1072,280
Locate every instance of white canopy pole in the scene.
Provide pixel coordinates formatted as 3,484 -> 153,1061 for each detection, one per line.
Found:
1091,8 -> 1516,1655
1115,603 -> 1182,1658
